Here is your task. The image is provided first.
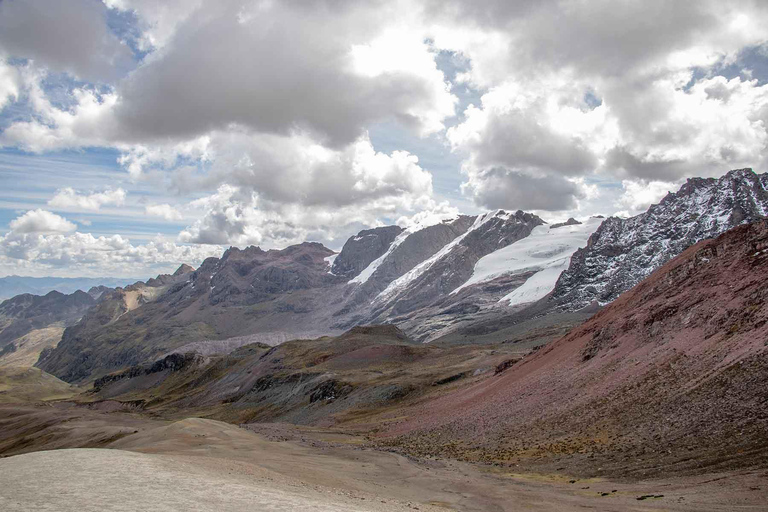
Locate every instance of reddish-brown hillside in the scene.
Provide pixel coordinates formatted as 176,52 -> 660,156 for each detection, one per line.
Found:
384,220 -> 768,479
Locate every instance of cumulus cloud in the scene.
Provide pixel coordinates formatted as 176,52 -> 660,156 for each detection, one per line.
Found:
178,159 -> 447,248
615,179 -> 679,215
2,1 -> 452,151
462,168 -> 592,211
8,210 -> 77,234
0,210 -> 222,277
0,0 -> 134,81
145,204 -> 183,221
104,0 -> 204,51
194,132 -> 434,208
447,82 -> 607,210
108,2 -> 454,147
0,231 -> 222,277
436,1 -> 768,212
0,58 -> 20,109
48,188 -> 127,211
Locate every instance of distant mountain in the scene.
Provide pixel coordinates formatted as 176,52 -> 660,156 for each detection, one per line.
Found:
385,219 -> 768,478
0,276 -> 135,302
0,290 -> 97,368
551,168 -> 768,310
38,211 -> 553,382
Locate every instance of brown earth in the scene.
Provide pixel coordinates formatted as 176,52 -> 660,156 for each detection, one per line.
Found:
1,405 -> 766,511
379,220 -> 768,480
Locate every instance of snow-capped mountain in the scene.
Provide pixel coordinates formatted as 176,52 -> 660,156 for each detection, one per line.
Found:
34,168 -> 768,382
331,210 -> 548,340
453,217 -> 604,306
551,168 -> 768,310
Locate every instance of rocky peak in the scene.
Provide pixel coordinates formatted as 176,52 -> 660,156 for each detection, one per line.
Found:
332,225 -> 404,279
550,218 -> 582,229
551,168 -> 768,310
173,264 -> 195,276
87,285 -> 113,300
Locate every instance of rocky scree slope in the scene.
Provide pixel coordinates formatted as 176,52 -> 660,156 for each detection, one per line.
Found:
551,168 -> 768,310
384,219 -> 768,478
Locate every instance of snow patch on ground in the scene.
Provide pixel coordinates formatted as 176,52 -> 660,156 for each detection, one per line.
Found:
451,217 -> 603,306
324,253 -> 338,274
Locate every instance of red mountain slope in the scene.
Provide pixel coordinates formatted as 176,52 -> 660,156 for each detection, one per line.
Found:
385,220 -> 768,479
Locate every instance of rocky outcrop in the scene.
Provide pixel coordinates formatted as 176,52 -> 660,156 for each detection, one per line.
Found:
37,242 -> 343,383
551,168 -> 768,310
86,286 -> 113,300
331,226 -> 403,279
173,263 -> 195,276
549,218 -> 581,229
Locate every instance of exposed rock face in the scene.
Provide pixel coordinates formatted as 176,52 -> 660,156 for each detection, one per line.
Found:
552,168 -> 768,310
86,286 -> 113,301
205,242 -> 338,306
549,218 -> 581,229
338,216 -> 475,310
386,220 -> 768,478
330,226 -> 403,279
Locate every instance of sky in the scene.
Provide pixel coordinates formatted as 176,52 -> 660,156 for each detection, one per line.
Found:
0,0 -> 767,278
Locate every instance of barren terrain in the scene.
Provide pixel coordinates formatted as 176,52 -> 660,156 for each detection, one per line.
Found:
2,407 -> 766,511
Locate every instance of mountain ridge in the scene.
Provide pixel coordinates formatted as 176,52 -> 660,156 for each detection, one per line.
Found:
29,168 -> 768,385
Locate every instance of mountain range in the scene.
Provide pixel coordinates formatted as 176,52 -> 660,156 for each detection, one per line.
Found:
0,276 -> 135,302
0,168 -> 766,386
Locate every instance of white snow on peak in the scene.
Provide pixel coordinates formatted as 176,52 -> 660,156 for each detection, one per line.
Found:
350,214 -> 466,285
452,217 -> 603,306
373,211 -> 501,302
324,253 -> 339,275
349,229 -> 411,285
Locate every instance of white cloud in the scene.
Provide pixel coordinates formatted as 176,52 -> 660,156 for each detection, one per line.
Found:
1,0 -> 768,249
48,188 -> 127,211
178,143 -> 447,248
8,210 -> 77,234
103,0 -> 204,52
0,58 -> 20,109
615,179 -> 678,214
428,0 -> 768,212
145,203 -> 183,221
0,211 -> 222,277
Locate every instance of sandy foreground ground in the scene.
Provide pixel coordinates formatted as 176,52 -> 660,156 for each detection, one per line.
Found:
0,417 -> 766,511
